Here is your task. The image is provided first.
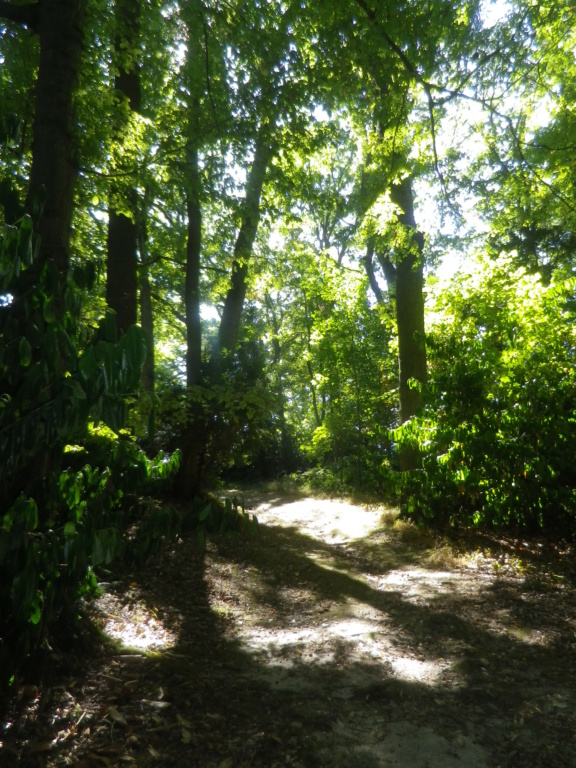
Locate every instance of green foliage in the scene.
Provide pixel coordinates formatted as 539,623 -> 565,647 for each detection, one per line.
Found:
398,256 -> 576,533
193,495 -> 259,550
157,328 -> 278,485
259,237 -> 398,494
0,216 -> 180,693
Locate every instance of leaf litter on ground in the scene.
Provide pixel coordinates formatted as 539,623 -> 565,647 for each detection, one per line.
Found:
2,484 -> 576,767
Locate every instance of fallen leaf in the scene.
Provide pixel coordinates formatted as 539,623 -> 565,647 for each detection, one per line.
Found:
142,699 -> 171,710
107,707 -> 128,726
177,714 -> 192,727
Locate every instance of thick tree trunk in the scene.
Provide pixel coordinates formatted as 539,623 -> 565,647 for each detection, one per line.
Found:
175,0 -> 207,498
106,0 -> 141,334
25,0 -> 84,274
391,177 -> 426,471
217,132 -> 272,358
107,204 -> 139,332
0,0 -> 83,502
178,149 -> 203,494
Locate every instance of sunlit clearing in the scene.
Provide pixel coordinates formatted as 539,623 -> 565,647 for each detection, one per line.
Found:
253,497 -> 382,542
96,593 -> 178,651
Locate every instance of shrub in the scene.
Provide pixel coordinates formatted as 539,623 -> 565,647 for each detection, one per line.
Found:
398,256 -> 576,534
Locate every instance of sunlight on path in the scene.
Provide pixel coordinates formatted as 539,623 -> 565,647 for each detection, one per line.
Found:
95,591 -> 178,650
230,496 -> 455,686
223,494 -> 492,766
249,495 -> 384,542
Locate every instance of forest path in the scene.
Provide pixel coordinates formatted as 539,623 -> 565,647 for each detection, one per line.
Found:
219,491 -> 492,767
5,488 -> 576,767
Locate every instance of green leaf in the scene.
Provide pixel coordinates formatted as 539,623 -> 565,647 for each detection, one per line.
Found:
101,394 -> 126,432
198,504 -> 212,522
19,337 -> 32,367
42,296 -> 56,323
29,597 -> 42,626
73,380 -> 87,400
100,310 -> 117,343
18,215 -> 34,267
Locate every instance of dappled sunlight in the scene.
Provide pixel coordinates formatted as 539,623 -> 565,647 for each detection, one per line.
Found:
237,615 -> 450,685
308,553 -> 370,585
251,496 -> 385,543
95,592 -> 179,651
210,494 -> 562,706
373,568 -> 494,601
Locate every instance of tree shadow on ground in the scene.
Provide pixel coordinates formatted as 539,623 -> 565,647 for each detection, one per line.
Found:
2,507 -> 576,768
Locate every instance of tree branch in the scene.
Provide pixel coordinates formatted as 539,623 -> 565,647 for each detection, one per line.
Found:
354,0 -> 576,218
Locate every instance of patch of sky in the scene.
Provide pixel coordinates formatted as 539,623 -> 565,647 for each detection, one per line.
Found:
481,0 -> 512,28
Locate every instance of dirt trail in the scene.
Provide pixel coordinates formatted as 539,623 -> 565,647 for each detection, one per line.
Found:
3,489 -> 576,767
226,492 -> 492,767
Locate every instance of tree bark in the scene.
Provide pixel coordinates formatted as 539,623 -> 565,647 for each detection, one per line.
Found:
175,0 -> 206,498
264,292 -> 295,471
106,0 -> 141,334
25,0 -> 84,274
391,176 -> 427,471
363,240 -> 386,305
217,130 -> 272,358
139,266 -> 155,392
137,212 -> 155,397
185,147 -> 203,388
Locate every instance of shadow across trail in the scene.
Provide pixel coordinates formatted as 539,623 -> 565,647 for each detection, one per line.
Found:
3,494 -> 576,767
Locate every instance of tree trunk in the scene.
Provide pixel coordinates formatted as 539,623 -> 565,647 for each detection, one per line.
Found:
107,204 -> 139,332
25,0 -> 84,275
106,0 -> 141,334
139,268 -> 155,386
217,131 -> 272,359
391,176 -> 426,471
363,240 -> 385,305
185,144 -> 202,388
1,0 -> 83,501
177,147 -> 204,496
139,266 -> 156,442
265,292 -> 296,472
175,0 -> 206,498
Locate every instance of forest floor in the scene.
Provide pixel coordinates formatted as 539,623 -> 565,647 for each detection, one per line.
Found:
3,485 -> 576,767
